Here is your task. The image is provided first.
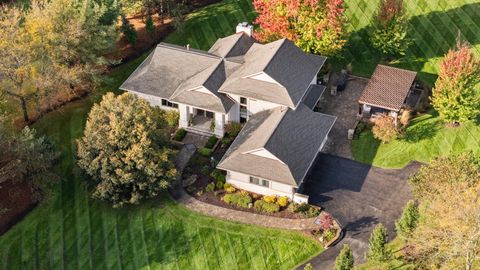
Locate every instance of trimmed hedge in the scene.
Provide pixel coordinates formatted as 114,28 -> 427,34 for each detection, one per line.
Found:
254,200 -> 280,213
205,135 -> 218,149
223,193 -> 252,208
174,128 -> 187,141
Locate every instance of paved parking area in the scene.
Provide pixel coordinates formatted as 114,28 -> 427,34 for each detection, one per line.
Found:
317,77 -> 368,159
301,154 -> 421,269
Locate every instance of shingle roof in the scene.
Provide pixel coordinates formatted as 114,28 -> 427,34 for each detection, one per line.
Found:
302,84 -> 325,109
120,43 -> 234,113
359,65 -> 417,111
219,39 -> 326,109
217,104 -> 336,186
208,32 -> 254,58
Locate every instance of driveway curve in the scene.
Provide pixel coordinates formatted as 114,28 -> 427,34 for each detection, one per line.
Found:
299,154 -> 421,269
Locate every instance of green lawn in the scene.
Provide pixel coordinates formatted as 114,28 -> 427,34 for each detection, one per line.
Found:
352,113 -> 480,168
0,1 -> 322,269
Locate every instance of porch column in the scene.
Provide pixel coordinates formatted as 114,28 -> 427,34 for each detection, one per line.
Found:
178,104 -> 190,128
214,112 -> 225,137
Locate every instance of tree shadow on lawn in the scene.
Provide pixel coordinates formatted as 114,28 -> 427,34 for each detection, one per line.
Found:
401,114 -> 441,143
340,3 -> 480,86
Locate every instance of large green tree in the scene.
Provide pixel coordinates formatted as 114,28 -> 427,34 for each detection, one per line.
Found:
77,93 -> 177,207
0,127 -> 59,199
366,224 -> 390,263
408,153 -> 480,270
369,0 -> 410,57
431,41 -> 480,124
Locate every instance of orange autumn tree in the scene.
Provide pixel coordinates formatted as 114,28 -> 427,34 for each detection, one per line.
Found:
431,40 -> 480,124
253,0 -> 347,57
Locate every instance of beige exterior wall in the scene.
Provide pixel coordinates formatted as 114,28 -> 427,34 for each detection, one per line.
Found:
129,91 -> 178,111
226,170 -> 295,198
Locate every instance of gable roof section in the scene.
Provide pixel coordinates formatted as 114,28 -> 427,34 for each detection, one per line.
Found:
120,43 -> 234,113
359,65 -> 417,111
219,39 -> 326,109
208,32 -> 254,58
217,104 -> 336,186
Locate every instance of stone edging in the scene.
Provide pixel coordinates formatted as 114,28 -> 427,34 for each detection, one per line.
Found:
175,188 -> 319,230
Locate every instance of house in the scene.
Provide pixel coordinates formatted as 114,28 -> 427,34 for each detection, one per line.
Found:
358,65 -> 418,123
120,23 -> 336,201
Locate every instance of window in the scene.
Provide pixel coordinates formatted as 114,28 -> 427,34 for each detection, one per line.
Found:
249,176 -> 269,187
161,99 -> 178,108
240,97 -> 247,105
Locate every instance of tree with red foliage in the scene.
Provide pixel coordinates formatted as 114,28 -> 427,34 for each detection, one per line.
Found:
253,0 -> 347,56
369,0 -> 410,57
319,212 -> 334,230
431,40 -> 480,124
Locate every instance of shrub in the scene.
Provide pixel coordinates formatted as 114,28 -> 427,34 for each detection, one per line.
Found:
121,15 -> 137,45
174,128 -> 187,141
366,223 -> 390,262
225,122 -> 242,138
200,165 -> 211,175
164,110 -> 179,128
198,147 -> 213,157
323,229 -> 336,242
395,200 -> 419,238
277,196 -> 289,207
205,135 -> 218,149
303,263 -> 313,270
372,113 -> 401,143
254,200 -> 280,213
263,195 -> 277,204
224,183 -> 236,193
305,206 -> 321,218
335,244 -> 354,270
223,192 -> 252,208
289,203 -> 321,218
319,213 -> 334,230
145,14 -> 155,38
221,137 -> 233,146
205,182 -> 215,192
216,180 -> 224,190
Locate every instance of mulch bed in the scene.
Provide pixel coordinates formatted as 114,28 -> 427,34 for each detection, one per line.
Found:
0,179 -> 38,235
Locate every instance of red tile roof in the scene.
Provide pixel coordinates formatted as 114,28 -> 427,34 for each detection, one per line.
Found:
359,65 -> 417,111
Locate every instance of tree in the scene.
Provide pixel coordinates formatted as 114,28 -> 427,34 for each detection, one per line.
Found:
431,40 -> 480,124
145,13 -> 155,38
395,200 -> 419,239
335,244 -> 354,270
121,15 -> 138,45
366,223 -> 390,262
0,127 -> 59,199
77,93 -> 177,207
369,0 -> 410,57
407,153 -> 480,270
372,113 -> 401,143
253,0 -> 348,57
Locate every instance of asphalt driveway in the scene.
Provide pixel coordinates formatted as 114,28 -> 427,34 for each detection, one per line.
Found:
300,154 -> 421,269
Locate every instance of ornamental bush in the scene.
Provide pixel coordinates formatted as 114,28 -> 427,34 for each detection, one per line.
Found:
372,113 -> 401,143
366,223 -> 390,262
76,93 -> 176,207
263,195 -> 277,204
335,244 -> 354,270
198,147 -> 213,157
277,196 -> 289,207
223,192 -> 252,208
224,183 -> 236,193
205,135 -> 218,149
254,200 -> 280,213
174,128 -> 186,141
205,182 -> 215,192
225,122 -> 242,138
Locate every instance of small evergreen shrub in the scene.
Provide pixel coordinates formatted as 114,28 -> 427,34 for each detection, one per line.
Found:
174,128 -> 187,141
289,203 -> 321,218
254,200 -> 280,213
121,15 -> 137,45
198,147 -> 213,157
223,192 -> 252,208
224,183 -> 236,193
263,195 -> 277,204
205,182 -> 215,192
216,180 -> 224,190
335,244 -> 354,270
395,200 -> 419,238
145,14 -> 155,38
277,196 -> 289,207
366,223 -> 390,262
200,165 -> 210,175
205,135 -> 218,149
221,137 -> 233,146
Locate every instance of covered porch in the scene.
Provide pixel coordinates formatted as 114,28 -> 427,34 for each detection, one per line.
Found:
178,104 -> 226,137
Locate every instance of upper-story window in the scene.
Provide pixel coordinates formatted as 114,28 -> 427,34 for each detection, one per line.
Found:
161,99 -> 178,108
240,97 -> 247,105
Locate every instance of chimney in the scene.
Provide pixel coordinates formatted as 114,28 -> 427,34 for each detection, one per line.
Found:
236,22 -> 253,37
186,44 -> 190,50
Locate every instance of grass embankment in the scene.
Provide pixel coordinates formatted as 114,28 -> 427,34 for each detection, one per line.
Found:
352,113 -> 480,168
0,1 -> 322,269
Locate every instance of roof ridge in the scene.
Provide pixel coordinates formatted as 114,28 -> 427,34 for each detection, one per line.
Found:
377,64 -> 417,74
261,106 -> 289,150
157,42 -> 221,60
262,39 -> 287,72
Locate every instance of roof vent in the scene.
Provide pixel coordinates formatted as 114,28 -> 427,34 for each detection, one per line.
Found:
236,22 -> 253,37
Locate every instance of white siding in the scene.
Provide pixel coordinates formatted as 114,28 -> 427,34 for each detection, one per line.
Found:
178,103 -> 190,128
129,91 -> 178,111
249,98 -> 282,114
214,112 -> 225,137
225,170 -> 295,198
247,72 -> 280,85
